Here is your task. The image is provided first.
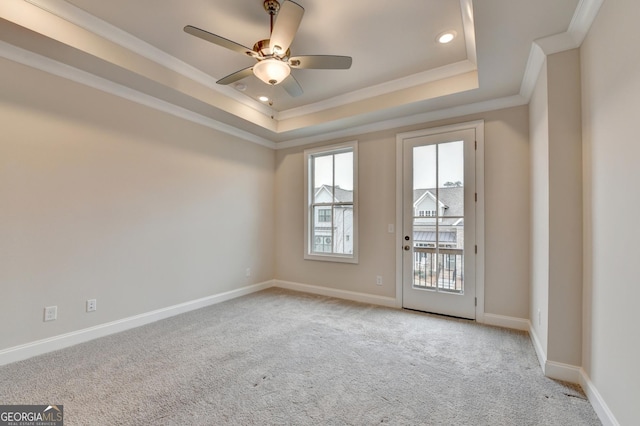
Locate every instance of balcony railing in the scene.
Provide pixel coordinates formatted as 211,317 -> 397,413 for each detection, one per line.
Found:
413,247 -> 463,293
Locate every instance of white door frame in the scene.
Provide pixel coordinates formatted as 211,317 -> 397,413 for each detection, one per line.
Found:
395,120 -> 485,321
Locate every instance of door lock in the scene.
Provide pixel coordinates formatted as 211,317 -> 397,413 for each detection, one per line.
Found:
404,235 -> 410,241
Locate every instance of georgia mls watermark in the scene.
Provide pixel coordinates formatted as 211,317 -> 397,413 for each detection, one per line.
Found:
0,405 -> 63,426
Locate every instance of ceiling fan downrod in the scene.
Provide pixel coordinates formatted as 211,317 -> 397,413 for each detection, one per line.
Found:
263,0 -> 281,33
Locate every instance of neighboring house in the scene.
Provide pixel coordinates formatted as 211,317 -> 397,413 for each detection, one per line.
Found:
312,185 -> 354,254
413,187 -> 464,250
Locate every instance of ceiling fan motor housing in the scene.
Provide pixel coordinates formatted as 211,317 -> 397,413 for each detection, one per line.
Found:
263,0 -> 280,15
253,39 -> 290,60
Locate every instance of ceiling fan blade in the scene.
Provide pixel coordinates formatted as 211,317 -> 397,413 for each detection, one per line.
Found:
289,55 -> 352,69
282,74 -> 303,97
270,1 -> 304,54
184,25 -> 256,57
216,67 -> 254,85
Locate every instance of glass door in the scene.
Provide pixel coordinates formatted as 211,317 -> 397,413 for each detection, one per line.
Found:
402,128 -> 476,319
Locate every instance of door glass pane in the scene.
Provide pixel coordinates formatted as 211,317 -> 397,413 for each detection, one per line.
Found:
412,142 -> 464,294
438,140 -> 464,194
437,140 -> 464,293
413,144 -> 436,223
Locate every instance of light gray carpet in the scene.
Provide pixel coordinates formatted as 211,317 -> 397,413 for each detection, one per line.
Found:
0,288 -> 600,425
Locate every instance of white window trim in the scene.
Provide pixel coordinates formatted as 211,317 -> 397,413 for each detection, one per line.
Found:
304,141 -> 359,264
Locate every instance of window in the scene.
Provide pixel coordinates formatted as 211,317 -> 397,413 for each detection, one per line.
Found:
304,141 -> 358,263
318,209 -> 331,222
314,236 -> 332,253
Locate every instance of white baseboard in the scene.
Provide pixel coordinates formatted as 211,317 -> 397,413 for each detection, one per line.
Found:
528,322 -> 619,425
527,323 -> 582,383
528,323 -> 547,372
579,369 -> 620,426
545,359 -> 582,384
480,313 -> 530,331
0,280 -> 274,366
273,280 -> 399,308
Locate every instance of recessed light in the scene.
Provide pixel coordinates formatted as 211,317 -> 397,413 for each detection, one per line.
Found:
437,31 -> 457,44
234,82 -> 247,91
258,96 -> 270,102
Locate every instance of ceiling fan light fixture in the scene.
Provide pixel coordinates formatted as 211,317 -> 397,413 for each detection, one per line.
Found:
253,58 -> 290,85
437,30 -> 457,44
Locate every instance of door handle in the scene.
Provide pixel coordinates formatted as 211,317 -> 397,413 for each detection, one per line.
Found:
404,245 -> 411,251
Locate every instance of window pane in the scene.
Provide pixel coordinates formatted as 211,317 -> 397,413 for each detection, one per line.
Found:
312,206 -> 332,253
334,151 -> 353,202
318,208 -> 331,222
313,155 -> 333,203
333,205 -> 353,254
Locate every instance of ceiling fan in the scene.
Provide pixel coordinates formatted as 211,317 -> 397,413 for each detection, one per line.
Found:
184,0 -> 352,97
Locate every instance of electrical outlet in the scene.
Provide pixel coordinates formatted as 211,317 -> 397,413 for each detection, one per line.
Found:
245,267 -> 251,277
376,275 -> 383,286
87,299 -> 97,312
44,306 -> 57,322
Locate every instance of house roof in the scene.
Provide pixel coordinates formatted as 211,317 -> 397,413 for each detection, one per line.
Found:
315,185 -> 353,203
413,187 -> 464,217
414,231 -> 457,243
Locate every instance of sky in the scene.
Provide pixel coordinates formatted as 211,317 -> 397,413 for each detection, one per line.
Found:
413,140 -> 464,189
314,151 -> 353,190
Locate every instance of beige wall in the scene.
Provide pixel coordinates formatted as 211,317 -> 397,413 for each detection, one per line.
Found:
529,49 -> 582,366
275,106 -> 530,319
529,49 -> 583,368
529,59 -> 550,356
0,58 -> 275,351
547,49 -> 583,366
581,0 -> 640,423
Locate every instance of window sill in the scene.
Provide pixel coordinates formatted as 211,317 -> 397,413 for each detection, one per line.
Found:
304,253 -> 359,264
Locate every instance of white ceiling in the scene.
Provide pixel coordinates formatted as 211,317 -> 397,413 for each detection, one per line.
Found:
0,0 -> 594,147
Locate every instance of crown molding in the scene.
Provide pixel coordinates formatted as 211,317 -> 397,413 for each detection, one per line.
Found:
460,0 -> 477,66
568,0 -> 605,44
275,94 -> 526,150
519,0 -> 604,100
276,60 -> 477,121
